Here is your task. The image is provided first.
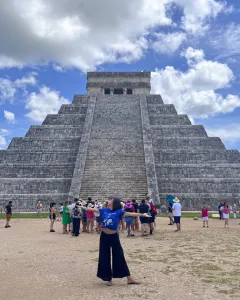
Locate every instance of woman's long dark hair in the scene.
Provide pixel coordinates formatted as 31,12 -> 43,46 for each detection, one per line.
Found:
111,197 -> 122,211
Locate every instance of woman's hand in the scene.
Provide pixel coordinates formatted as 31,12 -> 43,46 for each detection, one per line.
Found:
142,213 -> 151,218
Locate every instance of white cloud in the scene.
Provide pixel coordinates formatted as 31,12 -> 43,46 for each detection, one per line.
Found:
206,124 -> 240,148
25,86 -> 69,122
152,32 -> 186,54
151,47 -> 240,119
0,129 -> 11,148
0,74 -> 37,103
0,0 -> 227,71
210,23 -> 240,60
174,0 -> 226,34
4,110 -> 15,123
52,64 -> 64,72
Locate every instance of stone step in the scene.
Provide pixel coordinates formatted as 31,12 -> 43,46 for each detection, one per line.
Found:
149,115 -> 191,125
58,105 -> 88,114
79,194 -> 147,201
72,94 -> 90,104
156,163 -> 240,178
0,194 -> 69,209
0,151 -> 78,163
159,193 -> 240,210
26,125 -> 83,138
146,95 -> 164,104
152,137 -> 225,150
147,104 -> 177,114
154,150 -> 240,163
158,178 -> 240,194
96,95 -> 140,104
8,137 -> 81,151
150,125 -> 208,137
0,178 -> 72,194
0,164 -> 74,178
42,114 -> 86,126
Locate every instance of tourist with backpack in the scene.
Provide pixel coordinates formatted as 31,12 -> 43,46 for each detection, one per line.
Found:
147,197 -> 157,235
71,201 -> 81,236
49,202 -> 57,232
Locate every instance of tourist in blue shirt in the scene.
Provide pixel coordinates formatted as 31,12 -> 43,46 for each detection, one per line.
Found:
81,196 -> 150,286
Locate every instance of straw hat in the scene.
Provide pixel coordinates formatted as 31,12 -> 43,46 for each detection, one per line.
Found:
174,197 -> 180,203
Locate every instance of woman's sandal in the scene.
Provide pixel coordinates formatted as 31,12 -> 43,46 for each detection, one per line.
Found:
106,281 -> 113,286
127,280 -> 140,285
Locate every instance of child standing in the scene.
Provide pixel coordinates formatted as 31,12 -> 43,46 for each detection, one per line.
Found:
222,203 -> 230,228
233,204 -> 237,219
202,204 -> 209,228
124,202 -> 134,237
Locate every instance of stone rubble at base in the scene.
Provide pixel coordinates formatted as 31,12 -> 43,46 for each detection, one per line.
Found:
0,72 -> 239,210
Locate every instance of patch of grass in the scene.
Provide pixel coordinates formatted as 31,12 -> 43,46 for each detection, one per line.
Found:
0,213 -> 49,219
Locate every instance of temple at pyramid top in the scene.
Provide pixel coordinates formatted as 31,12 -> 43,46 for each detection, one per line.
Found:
87,72 -> 151,95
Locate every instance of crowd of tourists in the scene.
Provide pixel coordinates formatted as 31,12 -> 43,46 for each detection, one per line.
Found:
2,196 -> 239,286
48,196 -> 159,236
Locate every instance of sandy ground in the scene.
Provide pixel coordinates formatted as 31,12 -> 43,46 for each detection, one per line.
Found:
0,217 -> 240,300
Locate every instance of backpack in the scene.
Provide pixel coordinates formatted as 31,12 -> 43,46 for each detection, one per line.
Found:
150,202 -> 157,215
37,204 -> 41,209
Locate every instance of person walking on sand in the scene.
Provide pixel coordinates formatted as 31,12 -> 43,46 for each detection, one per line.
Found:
5,201 -> 13,228
49,202 -> 57,232
124,201 -> 135,237
62,201 -> 71,234
80,196 -> 151,286
172,197 -> 182,232
202,204 -> 209,228
222,202 -> 230,228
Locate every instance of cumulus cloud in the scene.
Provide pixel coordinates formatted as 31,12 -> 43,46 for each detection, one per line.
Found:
151,47 -> 240,119
4,110 -> 15,123
0,0 -> 227,71
25,86 -> 69,122
152,32 -> 187,54
174,0 -> 226,34
0,74 -> 37,103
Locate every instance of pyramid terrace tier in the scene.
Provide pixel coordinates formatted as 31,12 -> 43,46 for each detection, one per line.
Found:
154,150 -> 240,163
147,104 -> 177,115
0,164 -> 75,178
0,194 -> 69,209
158,177 -> 240,193
0,150 -> 78,163
146,95 -> 164,104
25,125 -> 83,138
42,114 -> 86,126
159,193 -> 240,210
152,137 -> 225,151
0,178 -> 72,194
58,104 -> 88,114
150,125 -> 208,137
149,114 -> 191,125
156,163 -> 240,178
8,137 -> 81,151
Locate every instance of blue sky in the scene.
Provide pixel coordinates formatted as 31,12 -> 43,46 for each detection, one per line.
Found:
0,0 -> 239,149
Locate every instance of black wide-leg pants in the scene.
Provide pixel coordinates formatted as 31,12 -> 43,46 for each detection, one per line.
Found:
97,231 -> 130,281
72,218 -> 80,236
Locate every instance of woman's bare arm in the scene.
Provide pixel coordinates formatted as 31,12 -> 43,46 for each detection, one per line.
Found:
80,206 -> 100,214
124,212 -> 150,218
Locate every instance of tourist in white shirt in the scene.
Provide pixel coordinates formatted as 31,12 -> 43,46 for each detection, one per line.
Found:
172,197 -> 182,232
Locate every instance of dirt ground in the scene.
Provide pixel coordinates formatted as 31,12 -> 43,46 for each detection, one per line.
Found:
0,217 -> 240,300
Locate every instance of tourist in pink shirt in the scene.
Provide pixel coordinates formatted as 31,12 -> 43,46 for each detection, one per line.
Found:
222,202 -> 230,228
202,204 -> 209,228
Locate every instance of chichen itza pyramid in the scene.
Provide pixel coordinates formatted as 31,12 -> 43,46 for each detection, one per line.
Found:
0,72 -> 239,210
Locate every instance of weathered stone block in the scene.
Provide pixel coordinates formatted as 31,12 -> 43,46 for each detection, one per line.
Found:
151,125 -> 208,137
149,114 -> 191,125
42,114 -> 86,126
26,125 -> 83,138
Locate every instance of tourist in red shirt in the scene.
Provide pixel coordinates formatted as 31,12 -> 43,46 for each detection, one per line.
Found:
86,202 -> 95,233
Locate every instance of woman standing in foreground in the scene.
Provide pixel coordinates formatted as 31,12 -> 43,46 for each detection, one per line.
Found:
82,196 -> 150,286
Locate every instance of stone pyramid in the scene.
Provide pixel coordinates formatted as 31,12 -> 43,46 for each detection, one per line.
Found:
0,72 -> 239,210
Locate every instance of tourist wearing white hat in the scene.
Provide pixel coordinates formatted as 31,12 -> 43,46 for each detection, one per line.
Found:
233,204 -> 237,219
172,197 -> 182,232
